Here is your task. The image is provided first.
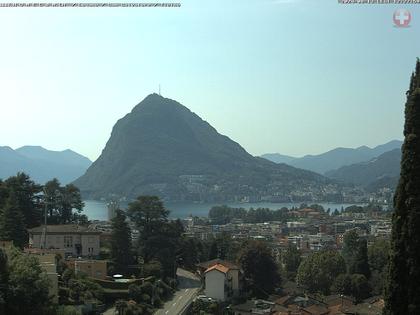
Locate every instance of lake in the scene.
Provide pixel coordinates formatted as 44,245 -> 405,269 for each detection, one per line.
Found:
82,200 -> 364,221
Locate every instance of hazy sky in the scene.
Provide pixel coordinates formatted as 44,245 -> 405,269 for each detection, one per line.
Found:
0,0 -> 419,161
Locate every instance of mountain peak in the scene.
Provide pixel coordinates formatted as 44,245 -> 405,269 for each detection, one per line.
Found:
131,93 -> 188,116
18,145 -> 47,151
74,95 -> 332,202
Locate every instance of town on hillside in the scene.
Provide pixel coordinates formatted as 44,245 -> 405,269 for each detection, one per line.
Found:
0,173 -> 392,315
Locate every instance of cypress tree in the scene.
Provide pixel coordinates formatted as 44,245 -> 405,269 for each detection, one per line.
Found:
0,249 -> 8,314
384,58 -> 420,315
351,239 -> 371,279
342,229 -> 359,272
110,209 -> 133,273
0,190 -> 27,249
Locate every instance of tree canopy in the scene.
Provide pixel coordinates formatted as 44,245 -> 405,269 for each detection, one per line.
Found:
44,179 -> 85,225
0,247 -> 51,315
239,241 -> 281,297
127,196 -> 169,241
296,250 -> 346,295
0,173 -> 86,249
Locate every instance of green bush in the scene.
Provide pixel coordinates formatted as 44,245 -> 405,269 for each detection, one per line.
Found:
153,297 -> 162,308
141,293 -> 151,303
102,289 -> 130,302
55,305 -> 82,315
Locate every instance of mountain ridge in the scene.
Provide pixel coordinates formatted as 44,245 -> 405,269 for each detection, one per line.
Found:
261,140 -> 402,175
0,146 -> 92,184
325,148 -> 401,188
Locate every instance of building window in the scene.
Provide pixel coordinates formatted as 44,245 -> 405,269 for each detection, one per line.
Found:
64,236 -> 73,248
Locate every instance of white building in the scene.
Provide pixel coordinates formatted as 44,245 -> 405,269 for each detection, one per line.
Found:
204,261 -> 240,301
28,225 -> 101,257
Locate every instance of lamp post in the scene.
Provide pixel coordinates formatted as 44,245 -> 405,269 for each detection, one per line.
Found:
41,188 -> 49,249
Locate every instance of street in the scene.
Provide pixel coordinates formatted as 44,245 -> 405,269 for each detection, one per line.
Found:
154,268 -> 201,315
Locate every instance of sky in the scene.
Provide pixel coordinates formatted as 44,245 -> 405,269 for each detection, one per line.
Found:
0,0 -> 419,161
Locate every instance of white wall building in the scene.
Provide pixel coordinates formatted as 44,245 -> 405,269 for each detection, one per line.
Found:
204,262 -> 240,301
28,225 -> 101,257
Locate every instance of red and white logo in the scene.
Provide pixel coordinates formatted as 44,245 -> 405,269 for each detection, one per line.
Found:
393,9 -> 411,28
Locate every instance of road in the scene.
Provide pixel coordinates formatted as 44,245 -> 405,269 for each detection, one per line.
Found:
155,268 -> 201,315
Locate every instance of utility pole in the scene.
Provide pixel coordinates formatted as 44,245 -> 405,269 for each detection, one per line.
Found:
41,189 -> 48,249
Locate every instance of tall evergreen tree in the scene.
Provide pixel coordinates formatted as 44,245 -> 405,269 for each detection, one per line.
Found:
110,210 -> 133,273
282,243 -> 302,280
384,58 -> 420,315
0,190 -> 28,248
342,229 -> 359,273
208,240 -> 218,260
0,180 -> 8,211
0,249 -> 8,315
350,239 -> 371,279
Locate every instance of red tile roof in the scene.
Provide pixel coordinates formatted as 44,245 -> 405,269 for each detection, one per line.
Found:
204,263 -> 230,274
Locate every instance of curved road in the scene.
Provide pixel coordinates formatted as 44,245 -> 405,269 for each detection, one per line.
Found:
155,268 -> 201,315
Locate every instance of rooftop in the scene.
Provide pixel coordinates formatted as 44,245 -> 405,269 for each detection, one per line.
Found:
198,258 -> 239,270
204,263 -> 230,274
28,224 -> 101,234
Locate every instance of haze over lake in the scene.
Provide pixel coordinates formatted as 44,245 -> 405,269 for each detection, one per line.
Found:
83,200 -> 368,221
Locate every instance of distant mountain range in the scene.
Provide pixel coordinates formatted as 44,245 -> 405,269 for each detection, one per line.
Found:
261,140 -> 402,175
0,146 -> 92,184
74,94 -> 340,202
325,148 -> 401,190
259,153 -> 297,165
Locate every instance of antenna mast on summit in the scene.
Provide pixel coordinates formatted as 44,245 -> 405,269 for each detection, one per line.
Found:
159,84 -> 161,96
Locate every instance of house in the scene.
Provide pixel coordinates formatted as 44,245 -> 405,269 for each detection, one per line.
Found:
28,225 -> 101,257
199,259 -> 240,301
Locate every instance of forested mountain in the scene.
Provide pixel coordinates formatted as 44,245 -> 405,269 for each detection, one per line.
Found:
74,94 -> 339,202
325,148 -> 401,189
262,140 -> 402,175
0,146 -> 91,184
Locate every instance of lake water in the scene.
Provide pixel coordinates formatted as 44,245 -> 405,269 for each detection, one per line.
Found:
82,200 -> 363,221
